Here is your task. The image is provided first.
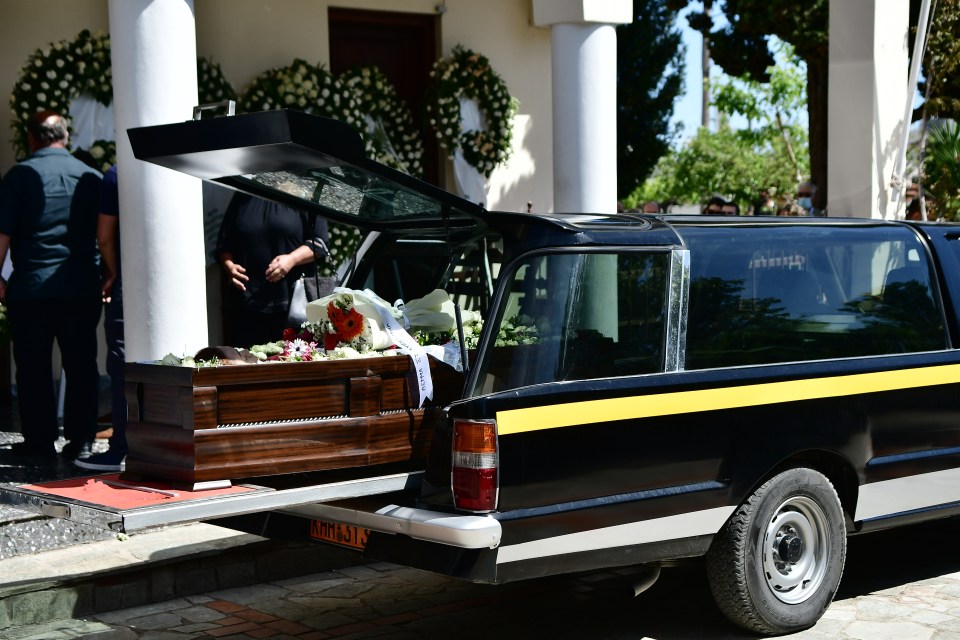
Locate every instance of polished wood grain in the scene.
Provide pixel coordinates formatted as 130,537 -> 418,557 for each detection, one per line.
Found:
122,356 -> 462,485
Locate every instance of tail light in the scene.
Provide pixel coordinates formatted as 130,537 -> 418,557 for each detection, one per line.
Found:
452,418 -> 499,512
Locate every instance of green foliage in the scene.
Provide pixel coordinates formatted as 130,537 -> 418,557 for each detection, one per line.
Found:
638,122 -> 807,212
634,50 -> 809,212
616,0 -> 686,198
685,0 -> 827,81
676,0 -> 828,208
915,0 -> 960,121
924,120 -> 960,220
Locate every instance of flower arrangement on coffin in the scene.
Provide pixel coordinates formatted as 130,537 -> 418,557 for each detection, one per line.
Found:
160,287 -> 539,371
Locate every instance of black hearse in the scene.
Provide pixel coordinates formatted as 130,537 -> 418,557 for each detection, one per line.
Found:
8,110 -> 960,635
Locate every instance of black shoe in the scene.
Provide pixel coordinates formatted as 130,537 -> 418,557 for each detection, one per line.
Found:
74,449 -> 126,472
61,440 -> 94,461
1,441 -> 58,461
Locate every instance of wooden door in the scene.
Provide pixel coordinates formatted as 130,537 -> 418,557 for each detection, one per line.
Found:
328,8 -> 442,185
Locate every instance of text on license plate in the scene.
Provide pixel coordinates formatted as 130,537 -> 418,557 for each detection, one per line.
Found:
310,519 -> 370,550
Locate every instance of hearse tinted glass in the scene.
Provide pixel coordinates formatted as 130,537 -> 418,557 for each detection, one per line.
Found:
474,251 -> 670,394
232,167 -> 477,226
680,224 -> 946,369
355,233 -> 504,318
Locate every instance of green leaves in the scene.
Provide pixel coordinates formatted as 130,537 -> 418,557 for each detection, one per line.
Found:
924,120 -> 960,220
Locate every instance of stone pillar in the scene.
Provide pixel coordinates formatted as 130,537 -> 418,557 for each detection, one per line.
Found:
827,0 -> 909,219
108,0 -> 208,361
532,0 -> 632,213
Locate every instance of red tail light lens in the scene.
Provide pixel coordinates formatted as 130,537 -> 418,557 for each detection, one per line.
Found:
452,419 -> 498,512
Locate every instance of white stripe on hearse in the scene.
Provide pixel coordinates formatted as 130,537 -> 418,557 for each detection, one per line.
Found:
856,467 -> 960,521
495,505 -> 735,565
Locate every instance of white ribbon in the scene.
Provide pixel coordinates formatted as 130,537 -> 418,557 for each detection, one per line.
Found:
359,289 -> 433,407
68,95 -> 115,150
452,98 -> 489,204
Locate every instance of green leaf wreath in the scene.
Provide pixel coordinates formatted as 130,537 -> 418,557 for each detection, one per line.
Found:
9,29 -> 236,173
425,45 -> 518,178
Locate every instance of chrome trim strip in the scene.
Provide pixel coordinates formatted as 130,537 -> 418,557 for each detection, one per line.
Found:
279,503 -> 502,549
665,248 -> 690,372
495,505 -> 734,564
856,467 -> 960,521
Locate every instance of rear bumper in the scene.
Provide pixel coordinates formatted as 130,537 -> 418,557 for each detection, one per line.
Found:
279,502 -> 502,549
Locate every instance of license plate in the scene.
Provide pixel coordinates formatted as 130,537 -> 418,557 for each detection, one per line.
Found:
310,519 -> 370,550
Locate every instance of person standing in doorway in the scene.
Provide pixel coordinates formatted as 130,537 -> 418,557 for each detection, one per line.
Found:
76,164 -> 126,472
0,111 -> 102,461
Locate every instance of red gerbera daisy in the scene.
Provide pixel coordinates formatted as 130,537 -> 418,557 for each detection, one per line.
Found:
328,303 -> 365,342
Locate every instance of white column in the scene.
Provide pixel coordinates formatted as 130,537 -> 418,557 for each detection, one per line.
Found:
108,0 -> 208,361
827,0 -> 909,219
533,0 -> 632,213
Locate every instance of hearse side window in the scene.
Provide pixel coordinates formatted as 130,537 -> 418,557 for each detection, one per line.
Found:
680,225 -> 947,369
473,251 -> 670,394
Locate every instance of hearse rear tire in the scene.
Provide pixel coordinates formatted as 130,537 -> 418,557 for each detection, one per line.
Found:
706,467 -> 846,635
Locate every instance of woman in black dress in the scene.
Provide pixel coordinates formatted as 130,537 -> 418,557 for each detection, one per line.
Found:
216,193 -> 328,347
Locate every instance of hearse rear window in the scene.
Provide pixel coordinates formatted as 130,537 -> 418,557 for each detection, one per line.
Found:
474,251 -> 670,394
356,232 -> 503,318
680,225 -> 947,369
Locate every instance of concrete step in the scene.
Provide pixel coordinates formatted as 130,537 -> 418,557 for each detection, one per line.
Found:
0,522 -> 360,629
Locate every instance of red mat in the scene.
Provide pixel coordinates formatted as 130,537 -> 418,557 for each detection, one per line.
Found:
21,474 -> 255,510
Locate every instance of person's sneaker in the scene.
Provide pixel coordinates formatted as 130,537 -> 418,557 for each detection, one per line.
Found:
74,450 -> 126,472
61,440 -> 94,461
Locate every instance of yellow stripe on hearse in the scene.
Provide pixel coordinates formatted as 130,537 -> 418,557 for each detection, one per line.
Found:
495,363 -> 960,435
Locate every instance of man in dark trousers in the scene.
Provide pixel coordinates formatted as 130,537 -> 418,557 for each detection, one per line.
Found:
75,164 -> 126,472
0,111 -> 102,461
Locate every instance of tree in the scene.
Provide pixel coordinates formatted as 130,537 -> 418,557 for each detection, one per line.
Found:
923,120 -> 960,219
635,122 -> 808,213
616,0 -> 686,198
669,0 -> 828,210
632,49 -> 809,212
914,0 -> 960,121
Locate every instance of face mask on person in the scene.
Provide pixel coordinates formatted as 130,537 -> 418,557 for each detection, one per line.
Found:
798,197 -> 813,211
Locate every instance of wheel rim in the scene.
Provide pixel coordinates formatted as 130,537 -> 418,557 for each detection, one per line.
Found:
761,495 -> 831,604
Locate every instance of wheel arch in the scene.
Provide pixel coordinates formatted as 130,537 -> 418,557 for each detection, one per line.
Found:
746,449 -> 860,533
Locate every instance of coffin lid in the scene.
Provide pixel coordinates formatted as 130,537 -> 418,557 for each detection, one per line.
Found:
127,109 -> 485,231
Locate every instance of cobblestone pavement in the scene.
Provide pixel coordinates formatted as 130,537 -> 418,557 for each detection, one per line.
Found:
5,516 -> 960,639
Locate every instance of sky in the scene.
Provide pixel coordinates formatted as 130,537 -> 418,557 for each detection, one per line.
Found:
670,10 -> 707,142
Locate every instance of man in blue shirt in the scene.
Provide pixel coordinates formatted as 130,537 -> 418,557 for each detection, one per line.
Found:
0,111 -> 102,461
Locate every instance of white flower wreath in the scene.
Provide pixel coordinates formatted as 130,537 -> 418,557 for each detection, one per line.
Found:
9,29 -> 111,161
9,29 -> 235,172
425,45 -> 518,178
340,65 -> 424,178
237,60 -> 366,276
238,60 -> 431,275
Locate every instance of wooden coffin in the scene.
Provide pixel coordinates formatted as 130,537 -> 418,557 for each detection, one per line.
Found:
122,356 -> 463,487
